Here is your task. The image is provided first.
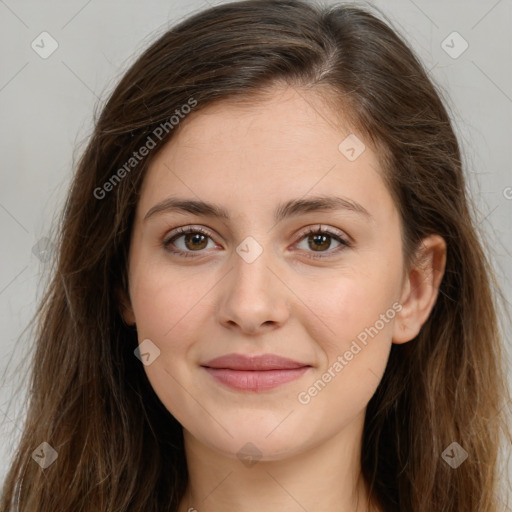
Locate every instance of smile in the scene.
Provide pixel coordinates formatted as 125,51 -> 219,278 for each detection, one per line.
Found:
201,353 -> 312,391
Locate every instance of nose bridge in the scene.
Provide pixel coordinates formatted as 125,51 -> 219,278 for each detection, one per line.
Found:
231,234 -> 275,300
216,233 -> 290,333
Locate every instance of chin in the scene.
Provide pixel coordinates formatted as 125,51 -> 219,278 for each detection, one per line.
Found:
187,419 -> 312,463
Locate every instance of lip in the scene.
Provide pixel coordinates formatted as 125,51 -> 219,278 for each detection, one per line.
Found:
201,353 -> 311,392
202,353 -> 309,370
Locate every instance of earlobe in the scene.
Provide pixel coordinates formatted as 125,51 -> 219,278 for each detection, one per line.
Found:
392,234 -> 447,344
116,287 -> 136,327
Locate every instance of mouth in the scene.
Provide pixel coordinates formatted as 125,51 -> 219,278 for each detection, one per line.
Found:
200,353 -> 311,392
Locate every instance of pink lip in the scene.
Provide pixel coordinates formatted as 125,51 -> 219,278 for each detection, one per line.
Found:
201,353 -> 311,392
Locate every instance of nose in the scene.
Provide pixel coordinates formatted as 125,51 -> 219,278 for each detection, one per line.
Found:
215,245 -> 290,335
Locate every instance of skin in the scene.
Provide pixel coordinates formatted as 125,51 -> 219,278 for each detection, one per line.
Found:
120,85 -> 446,512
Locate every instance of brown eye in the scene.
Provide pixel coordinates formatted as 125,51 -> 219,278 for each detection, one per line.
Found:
295,226 -> 351,259
163,226 -> 216,257
307,233 -> 333,252
182,232 -> 209,251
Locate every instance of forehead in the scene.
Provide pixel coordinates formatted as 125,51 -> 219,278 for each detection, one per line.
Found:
136,86 -> 388,220
166,86 -> 361,155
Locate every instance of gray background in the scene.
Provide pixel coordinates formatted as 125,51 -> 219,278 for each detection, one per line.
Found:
1,0 -> 511,502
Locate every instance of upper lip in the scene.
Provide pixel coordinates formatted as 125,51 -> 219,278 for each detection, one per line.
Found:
201,353 -> 310,371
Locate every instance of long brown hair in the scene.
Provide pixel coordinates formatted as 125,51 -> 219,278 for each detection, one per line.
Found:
1,1 -> 510,510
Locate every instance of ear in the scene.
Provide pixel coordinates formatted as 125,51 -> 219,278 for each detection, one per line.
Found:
392,234 -> 446,344
116,286 -> 136,326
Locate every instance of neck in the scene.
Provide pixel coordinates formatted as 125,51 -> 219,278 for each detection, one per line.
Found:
178,410 -> 379,512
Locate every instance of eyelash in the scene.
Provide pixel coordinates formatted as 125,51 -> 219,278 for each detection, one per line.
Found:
162,225 -> 351,260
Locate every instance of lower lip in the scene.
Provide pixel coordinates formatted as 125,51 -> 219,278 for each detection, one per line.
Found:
203,367 -> 310,391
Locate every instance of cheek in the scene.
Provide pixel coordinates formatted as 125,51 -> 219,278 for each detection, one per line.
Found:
295,275 -> 398,434
299,266 -> 400,352
294,262 -> 400,400
130,259 -> 209,340
129,265 -> 208,423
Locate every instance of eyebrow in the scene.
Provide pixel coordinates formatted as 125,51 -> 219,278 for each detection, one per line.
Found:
143,194 -> 372,223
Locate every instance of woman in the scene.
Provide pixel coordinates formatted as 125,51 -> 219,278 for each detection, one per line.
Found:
1,1 -> 510,510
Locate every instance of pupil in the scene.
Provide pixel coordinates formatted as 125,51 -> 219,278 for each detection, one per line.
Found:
186,233 -> 207,250
310,233 -> 329,251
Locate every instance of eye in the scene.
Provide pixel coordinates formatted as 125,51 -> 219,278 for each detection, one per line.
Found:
294,225 -> 351,259
163,226 -> 217,258
162,224 -> 351,259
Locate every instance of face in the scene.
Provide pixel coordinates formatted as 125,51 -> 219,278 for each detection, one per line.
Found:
123,85 -> 408,461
